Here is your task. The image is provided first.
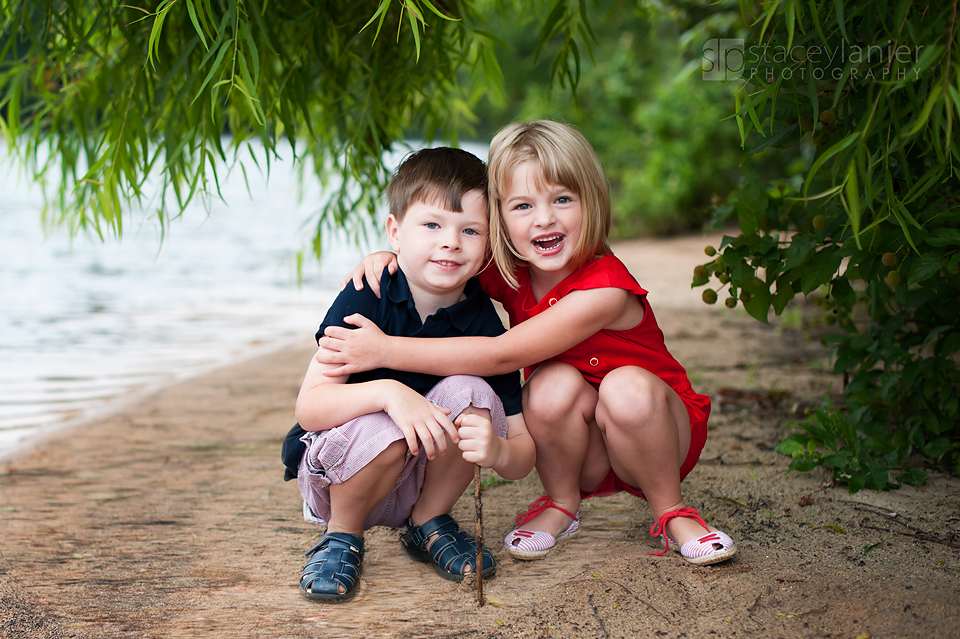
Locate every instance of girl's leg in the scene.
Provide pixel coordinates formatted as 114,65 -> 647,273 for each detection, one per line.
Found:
518,361 -> 607,537
326,439 -> 408,537
595,366 -> 712,546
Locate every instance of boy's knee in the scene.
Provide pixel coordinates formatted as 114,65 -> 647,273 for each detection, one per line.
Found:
457,403 -> 491,420
433,374 -> 492,394
427,375 -> 497,410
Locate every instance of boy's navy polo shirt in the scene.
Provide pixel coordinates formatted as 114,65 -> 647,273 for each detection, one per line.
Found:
317,266 -> 523,412
281,267 -> 522,480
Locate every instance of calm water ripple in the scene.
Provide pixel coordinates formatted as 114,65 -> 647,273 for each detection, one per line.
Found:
0,146 -> 395,460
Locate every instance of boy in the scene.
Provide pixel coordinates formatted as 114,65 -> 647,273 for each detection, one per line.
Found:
282,147 -> 534,602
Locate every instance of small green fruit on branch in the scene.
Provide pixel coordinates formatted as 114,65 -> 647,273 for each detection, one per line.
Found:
819,110 -> 837,130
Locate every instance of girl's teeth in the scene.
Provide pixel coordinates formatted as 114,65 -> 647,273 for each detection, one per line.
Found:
535,236 -> 563,250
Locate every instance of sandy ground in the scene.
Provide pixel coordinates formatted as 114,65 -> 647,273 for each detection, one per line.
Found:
1,233 -> 958,639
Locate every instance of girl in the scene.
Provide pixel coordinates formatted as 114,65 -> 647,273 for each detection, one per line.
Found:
319,121 -> 737,566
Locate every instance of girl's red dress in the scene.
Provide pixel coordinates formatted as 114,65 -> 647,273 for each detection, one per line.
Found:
480,254 -> 711,498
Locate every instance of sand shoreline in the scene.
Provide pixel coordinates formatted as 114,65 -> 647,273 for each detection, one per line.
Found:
0,335 -> 310,468
2,235 -> 958,639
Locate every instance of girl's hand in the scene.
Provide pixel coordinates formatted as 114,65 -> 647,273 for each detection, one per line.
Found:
316,314 -> 386,376
340,251 -> 398,298
455,413 -> 502,468
384,385 -> 458,459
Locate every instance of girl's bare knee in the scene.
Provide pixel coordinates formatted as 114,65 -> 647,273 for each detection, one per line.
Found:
597,369 -> 668,431
523,362 -> 590,423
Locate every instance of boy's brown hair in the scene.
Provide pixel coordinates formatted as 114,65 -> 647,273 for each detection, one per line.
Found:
386,147 -> 488,221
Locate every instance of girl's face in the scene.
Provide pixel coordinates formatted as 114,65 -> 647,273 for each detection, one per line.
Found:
501,161 -> 583,285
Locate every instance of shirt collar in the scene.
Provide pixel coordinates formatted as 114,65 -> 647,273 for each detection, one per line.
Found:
385,267 -> 484,333
384,266 -> 416,310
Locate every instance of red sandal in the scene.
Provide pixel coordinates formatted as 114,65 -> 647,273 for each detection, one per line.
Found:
503,495 -> 579,560
649,507 -> 737,566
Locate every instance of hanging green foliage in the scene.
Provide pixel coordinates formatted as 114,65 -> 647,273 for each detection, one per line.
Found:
694,0 -> 960,490
0,0 -> 591,249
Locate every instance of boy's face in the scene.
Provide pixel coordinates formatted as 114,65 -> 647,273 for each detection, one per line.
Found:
386,188 -> 489,299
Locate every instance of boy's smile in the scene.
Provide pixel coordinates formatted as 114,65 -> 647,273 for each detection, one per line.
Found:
387,188 -> 489,319
502,161 -> 583,290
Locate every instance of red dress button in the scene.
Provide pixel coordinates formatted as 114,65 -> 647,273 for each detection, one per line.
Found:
589,357 -> 599,367
548,297 -> 558,306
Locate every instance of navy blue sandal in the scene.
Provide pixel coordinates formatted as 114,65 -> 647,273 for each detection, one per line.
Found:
402,514 -> 495,582
299,532 -> 364,602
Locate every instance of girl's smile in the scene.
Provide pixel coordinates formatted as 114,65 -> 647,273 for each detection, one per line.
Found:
503,161 -> 583,291
531,233 -> 565,255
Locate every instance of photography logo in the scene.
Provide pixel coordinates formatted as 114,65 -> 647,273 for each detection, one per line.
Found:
703,38 -> 745,81
701,39 -> 925,83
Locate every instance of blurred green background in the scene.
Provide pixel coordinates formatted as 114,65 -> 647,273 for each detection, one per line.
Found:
463,0 -> 760,238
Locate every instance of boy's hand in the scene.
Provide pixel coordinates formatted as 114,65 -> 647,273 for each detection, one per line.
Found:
340,251 -> 398,298
384,385 -> 459,459
455,413 -> 502,469
317,314 -> 386,376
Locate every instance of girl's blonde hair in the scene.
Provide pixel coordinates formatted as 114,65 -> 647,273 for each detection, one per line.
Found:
488,120 -> 612,288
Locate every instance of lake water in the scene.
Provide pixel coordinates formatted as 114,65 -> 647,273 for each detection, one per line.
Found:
0,144 -> 422,461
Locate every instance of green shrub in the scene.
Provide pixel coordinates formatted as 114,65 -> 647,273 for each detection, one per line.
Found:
695,0 -> 960,490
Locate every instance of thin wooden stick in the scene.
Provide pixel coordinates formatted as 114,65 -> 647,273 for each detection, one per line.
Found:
474,464 -> 484,606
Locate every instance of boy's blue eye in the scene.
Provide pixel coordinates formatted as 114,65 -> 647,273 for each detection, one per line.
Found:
425,222 -> 440,229
463,228 -> 481,236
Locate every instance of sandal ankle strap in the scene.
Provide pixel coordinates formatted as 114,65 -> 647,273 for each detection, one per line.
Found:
516,495 -> 579,526
648,507 -> 708,556
305,531 -> 364,558
405,514 -> 457,551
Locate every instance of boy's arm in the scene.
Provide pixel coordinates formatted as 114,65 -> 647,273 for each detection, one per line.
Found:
456,412 -> 535,481
295,350 -> 371,430
317,285 -> 632,377
295,349 -> 459,459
